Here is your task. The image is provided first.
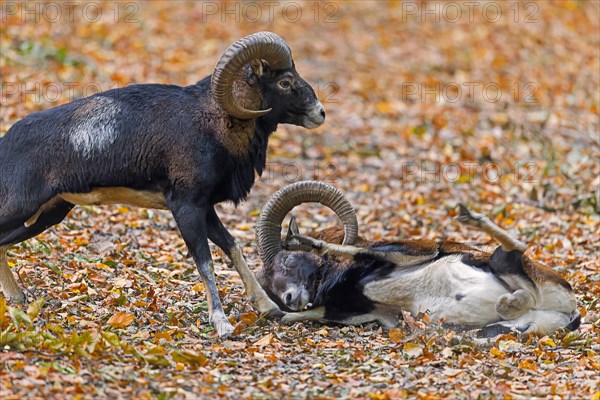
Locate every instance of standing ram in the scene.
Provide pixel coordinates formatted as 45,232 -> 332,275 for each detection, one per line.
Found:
0,32 -> 325,337
256,181 -> 580,337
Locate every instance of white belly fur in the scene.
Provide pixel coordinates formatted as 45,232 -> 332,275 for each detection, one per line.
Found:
25,187 -> 168,227
364,255 -> 511,326
59,187 -> 168,209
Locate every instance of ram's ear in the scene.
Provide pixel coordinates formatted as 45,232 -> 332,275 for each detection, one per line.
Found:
283,216 -> 300,249
250,59 -> 271,77
289,216 -> 300,235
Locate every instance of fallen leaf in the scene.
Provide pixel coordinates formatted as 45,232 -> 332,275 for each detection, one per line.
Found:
106,312 -> 135,329
253,333 -> 273,347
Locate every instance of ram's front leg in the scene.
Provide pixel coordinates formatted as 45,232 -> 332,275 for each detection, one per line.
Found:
206,207 -> 282,317
282,307 -> 327,324
169,202 -> 233,338
282,306 -> 399,329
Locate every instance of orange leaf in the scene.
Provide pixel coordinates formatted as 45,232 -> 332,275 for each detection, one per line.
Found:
107,311 -> 135,328
518,359 -> 538,371
240,311 -> 258,325
490,347 -> 505,358
388,328 -> 404,343
154,330 -> 173,343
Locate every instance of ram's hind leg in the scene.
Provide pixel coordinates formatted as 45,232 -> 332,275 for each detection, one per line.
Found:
456,204 -> 527,252
206,207 -> 282,317
0,200 -> 74,302
496,289 -> 536,320
479,310 -> 576,337
0,245 -> 24,302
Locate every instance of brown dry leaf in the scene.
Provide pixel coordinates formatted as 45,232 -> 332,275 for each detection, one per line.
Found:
153,330 -> 173,343
1,2 -> 598,399
239,311 -> 258,325
106,312 -> 135,329
400,310 -> 417,329
490,348 -> 506,358
388,328 -> 404,343
253,333 -> 274,347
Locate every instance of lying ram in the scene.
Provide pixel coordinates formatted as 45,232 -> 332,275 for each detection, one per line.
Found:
256,181 -> 580,337
0,32 -> 326,337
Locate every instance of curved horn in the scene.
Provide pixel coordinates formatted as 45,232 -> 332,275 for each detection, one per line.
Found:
211,31 -> 292,120
256,181 -> 358,267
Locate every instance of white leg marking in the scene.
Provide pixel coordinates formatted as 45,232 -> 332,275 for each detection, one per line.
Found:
69,96 -> 120,158
282,307 -> 326,324
230,246 -> 282,316
0,245 -> 25,302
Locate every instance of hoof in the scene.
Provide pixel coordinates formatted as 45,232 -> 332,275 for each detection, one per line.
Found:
3,289 -> 26,304
256,298 -> 284,317
265,306 -> 285,318
258,302 -> 285,317
213,319 -> 234,338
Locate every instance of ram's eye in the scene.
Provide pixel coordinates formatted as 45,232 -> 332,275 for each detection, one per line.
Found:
278,79 -> 292,89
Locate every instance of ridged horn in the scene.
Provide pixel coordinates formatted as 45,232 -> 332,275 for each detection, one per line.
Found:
256,181 -> 358,267
211,31 -> 292,120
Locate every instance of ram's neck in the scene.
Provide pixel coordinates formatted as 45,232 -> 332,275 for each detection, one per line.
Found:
252,118 -> 278,176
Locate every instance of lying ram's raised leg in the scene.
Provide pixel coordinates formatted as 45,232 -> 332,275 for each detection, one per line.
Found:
457,205 -> 544,319
456,204 -> 527,252
288,234 -> 361,258
290,234 -> 437,267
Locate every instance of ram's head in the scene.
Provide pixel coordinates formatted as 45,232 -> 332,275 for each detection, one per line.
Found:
211,32 -> 325,128
255,181 -> 358,311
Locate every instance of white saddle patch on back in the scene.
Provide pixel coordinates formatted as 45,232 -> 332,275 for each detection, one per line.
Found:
69,96 -> 120,157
